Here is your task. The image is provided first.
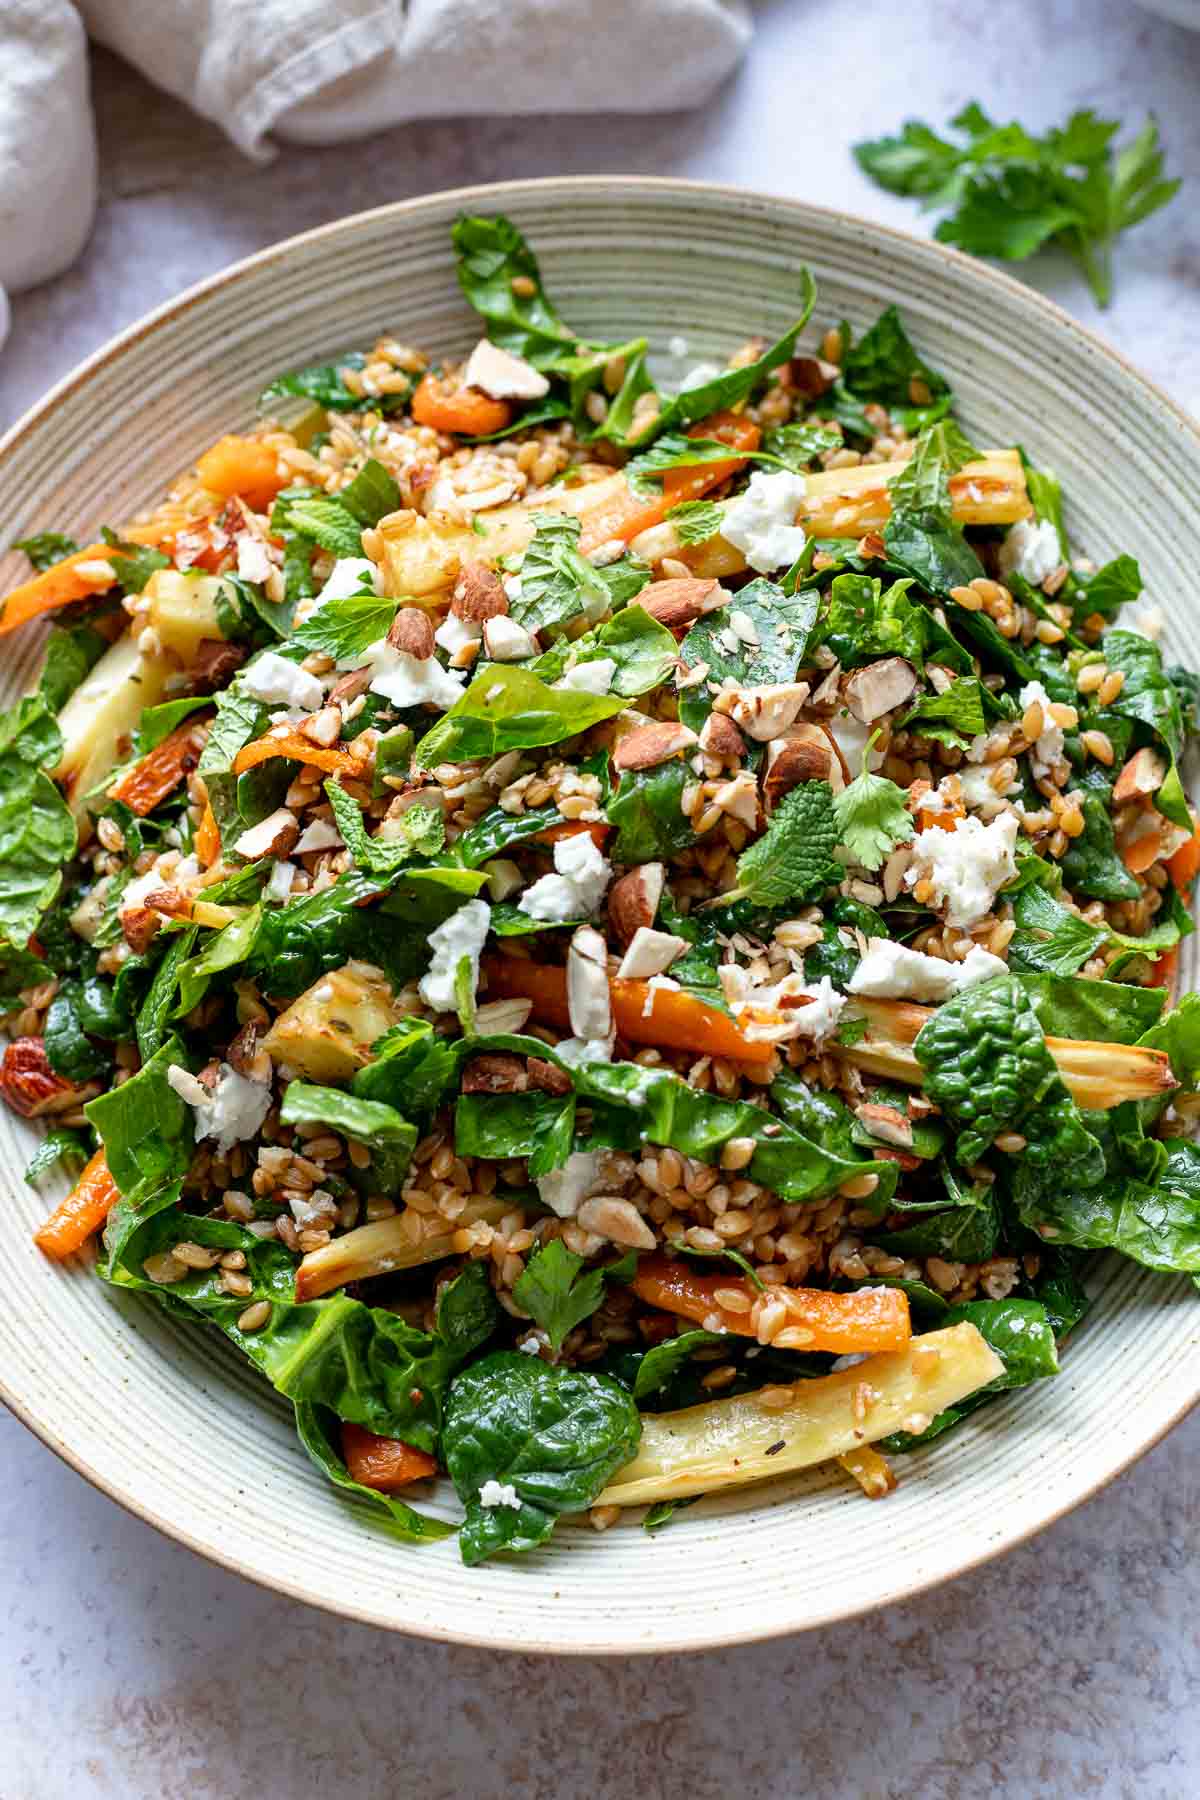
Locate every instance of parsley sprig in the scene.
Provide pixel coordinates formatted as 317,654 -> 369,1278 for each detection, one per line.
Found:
855,104 -> 1180,307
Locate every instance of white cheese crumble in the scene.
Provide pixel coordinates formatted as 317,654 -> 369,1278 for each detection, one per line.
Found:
478,1479 -> 522,1510
519,833 -> 613,922
241,650 -> 325,712
1017,679 -> 1065,776
999,517 -> 1062,587
314,556 -> 381,609
1130,604 -> 1165,641
463,339 -> 550,401
556,657 -> 616,695
719,470 -> 808,574
502,573 -> 524,603
849,938 -> 1008,1003
266,860 -> 296,902
679,360 -> 725,392
667,334 -> 689,358
552,1036 -> 613,1068
718,968 -> 845,1045
483,616 -> 537,661
355,638 -> 467,709
435,612 -> 482,656
907,811 -> 1020,928
958,763 -> 1015,818
117,868 -> 164,919
418,897 -> 492,1015
167,1062 -> 272,1157
536,1148 -> 604,1219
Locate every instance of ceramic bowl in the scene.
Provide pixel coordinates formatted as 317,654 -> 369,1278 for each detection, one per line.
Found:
2,179 -> 1198,1652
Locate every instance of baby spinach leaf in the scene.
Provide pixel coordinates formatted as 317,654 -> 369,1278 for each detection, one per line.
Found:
1138,992 -> 1200,1095
837,306 -> 952,422
1016,971 -> 1165,1046
43,985 -> 110,1083
528,602 -> 675,699
353,1018 -> 460,1115
413,664 -> 626,768
876,1187 -> 1000,1262
608,761 -> 697,863
725,781 -> 842,909
454,1088 -> 576,1178
511,1239 -> 607,1351
883,422 -> 985,596
442,1351 -> 641,1563
136,927 -> 198,1060
38,618 -> 109,711
914,972 -> 1103,1175
821,573 -> 928,668
85,1038 -> 193,1204
293,1402 -> 451,1544
630,1329 -> 726,1402
1068,553 -> 1142,622
98,528 -> 171,597
1098,629 -> 1191,830
678,579 -> 820,730
0,696 -> 77,944
1018,1134 -> 1200,1275
248,869 -> 425,999
762,422 -> 844,470
336,458 -> 402,526
1058,767 -> 1140,902
24,1126 -> 90,1188
280,1083 -> 418,1187
900,677 -> 987,748
945,1298 -> 1058,1387
261,352 -> 412,416
453,212 -> 593,371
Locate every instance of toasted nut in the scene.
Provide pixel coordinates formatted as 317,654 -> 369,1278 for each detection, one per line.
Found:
567,925 -> 612,1041
226,1019 -> 263,1077
607,863 -> 665,945
611,721 -> 698,772
763,723 -> 842,810
843,657 -> 919,723
185,638 -> 246,695
576,1195 -> 657,1250
854,1102 -> 914,1149
787,354 -> 840,399
121,906 -> 162,954
452,560 -> 509,623
1113,744 -> 1167,805
141,886 -> 192,919
528,1056 -> 573,1096
0,1038 -> 77,1118
637,577 -> 725,630
698,712 -> 746,762
327,667 -> 373,706
617,926 -> 689,981
387,607 -> 436,658
461,1053 -> 529,1095
716,682 -> 810,743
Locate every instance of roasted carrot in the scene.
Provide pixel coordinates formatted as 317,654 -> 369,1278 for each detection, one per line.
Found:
108,717 -> 210,817
0,543 -> 131,636
631,1253 -> 912,1354
341,1422 -> 437,1491
232,733 -> 367,779
33,1149 -> 120,1261
195,801 -> 221,869
1151,946 -> 1180,992
481,955 -> 776,1065
195,435 -> 288,512
578,411 -> 761,554
411,372 -> 513,438
1167,818 -> 1200,894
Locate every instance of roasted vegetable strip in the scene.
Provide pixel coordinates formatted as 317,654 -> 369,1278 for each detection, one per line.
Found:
631,1255 -> 911,1353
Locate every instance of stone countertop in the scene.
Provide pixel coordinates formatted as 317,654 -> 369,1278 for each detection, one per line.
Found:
4,4 -> 1200,1795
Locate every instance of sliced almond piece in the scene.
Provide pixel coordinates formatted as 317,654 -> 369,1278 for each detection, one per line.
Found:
843,657 -> 919,723
387,607 -> 436,659
637,577 -> 725,629
698,712 -> 746,762
608,863 -> 665,945
461,1053 -> 530,1094
788,354 -> 840,398
1113,744 -> 1167,805
612,721 -> 698,772
854,1101 -> 914,1149
715,682 -> 810,742
462,339 -> 550,401
576,1195 -> 657,1250
764,722 -> 845,811
617,926 -> 689,981
452,560 -> 509,622
567,925 -> 612,1040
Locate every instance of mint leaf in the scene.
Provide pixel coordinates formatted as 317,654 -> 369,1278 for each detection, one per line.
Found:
727,781 -> 841,909
900,677 -> 987,749
665,499 -> 726,545
290,585 -> 396,660
510,512 -> 646,635
325,777 -> 444,874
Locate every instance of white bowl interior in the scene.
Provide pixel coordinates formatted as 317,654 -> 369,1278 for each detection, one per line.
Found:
2,179 -> 1197,1651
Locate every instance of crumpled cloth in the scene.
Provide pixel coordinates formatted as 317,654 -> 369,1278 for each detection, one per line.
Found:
0,0 -> 752,341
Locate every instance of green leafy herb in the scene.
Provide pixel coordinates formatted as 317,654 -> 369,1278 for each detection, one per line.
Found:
261,353 -> 412,416
899,677 -> 987,749
511,1239 -> 606,1351
723,780 -> 843,909
24,1127 -> 89,1188
280,495 -> 363,560
832,741 -> 914,872
509,513 -> 647,635
98,528 -> 171,597
608,761 -> 697,863
835,306 -> 952,432
279,1082 -> 417,1187
293,1403 -> 450,1544
527,603 -> 678,700
38,619 -> 109,711
762,422 -> 844,470
325,777 -> 444,875
442,1351 -> 641,1563
677,579 -> 820,730
854,105 -> 1180,308
413,664 -> 626,768
12,530 -> 79,571
0,696 -> 77,944
290,585 -> 396,661
666,499 -> 726,544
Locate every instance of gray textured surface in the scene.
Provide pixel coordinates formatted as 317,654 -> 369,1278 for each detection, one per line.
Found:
3,2 -> 1200,1793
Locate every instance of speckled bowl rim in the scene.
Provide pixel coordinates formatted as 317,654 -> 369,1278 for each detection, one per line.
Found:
2,175 -> 1198,1652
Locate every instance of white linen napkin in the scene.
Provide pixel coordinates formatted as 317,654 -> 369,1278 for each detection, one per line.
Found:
0,0 -> 752,345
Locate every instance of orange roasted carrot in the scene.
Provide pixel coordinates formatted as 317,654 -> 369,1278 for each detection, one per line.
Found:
195,802 -> 221,869
578,411 -> 761,555
195,435 -> 288,512
33,1149 -> 120,1261
341,1423 -> 437,1491
411,372 -> 513,438
1151,946 -> 1180,992
631,1254 -> 912,1353
232,733 -> 367,779
109,716 -> 211,817
0,543 -> 131,636
1167,818 -> 1200,894
481,956 -> 776,1066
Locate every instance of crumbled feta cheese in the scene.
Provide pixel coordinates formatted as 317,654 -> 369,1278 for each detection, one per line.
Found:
908,811 -> 1020,928
519,833 -> 612,922
667,334 -> 689,358
1130,604 -> 1165,641
314,556 -> 381,609
679,361 -> 725,392
356,638 -> 467,709
502,573 -> 524,603
235,533 -> 274,585
168,1061 -> 272,1157
516,1334 -> 543,1355
477,1479 -> 523,1509
849,937 -> 1008,1002
728,608 -> 760,646
556,657 -> 616,695
999,517 -> 1061,587
233,806 -> 297,860
1018,679 -> 1065,776
720,471 -> 808,574
536,1149 -> 603,1219
294,817 -> 343,854
427,477 -> 460,515
587,539 -> 625,568
719,967 -> 845,1045
434,612 -> 482,657
463,338 -> 550,401
552,1036 -> 613,1068
118,868 -> 163,919
241,650 -> 325,712
418,897 -> 491,1014
483,616 -> 537,661
266,860 -> 296,901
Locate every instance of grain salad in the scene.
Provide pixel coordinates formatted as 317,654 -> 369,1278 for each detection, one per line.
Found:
3,213 -> 1199,1564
